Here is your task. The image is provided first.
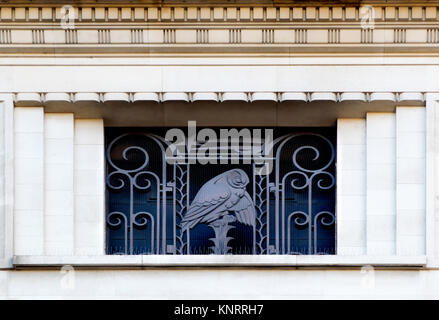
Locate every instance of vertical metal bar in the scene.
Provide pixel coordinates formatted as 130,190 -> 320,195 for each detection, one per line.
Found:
186,164 -> 190,254
252,164 -> 256,255
275,163 -> 280,254
161,184 -> 166,254
124,218 -> 128,255
156,182 -> 160,254
314,214 -> 318,254
173,164 -> 177,253
129,177 -> 134,255
150,219 -> 155,254
308,179 -> 313,254
281,182 -> 285,254
266,171 -> 270,254
161,164 -> 167,254
287,214 -> 291,254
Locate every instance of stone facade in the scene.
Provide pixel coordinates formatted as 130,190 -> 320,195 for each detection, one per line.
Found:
0,1 -> 439,299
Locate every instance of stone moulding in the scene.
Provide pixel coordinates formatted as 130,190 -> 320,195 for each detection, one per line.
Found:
0,4 -> 439,52
12,91 -> 426,105
0,5 -> 439,23
12,254 -> 428,268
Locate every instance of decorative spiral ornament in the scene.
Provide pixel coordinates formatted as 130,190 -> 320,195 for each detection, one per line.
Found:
132,211 -> 153,228
290,134 -> 335,173
133,172 -> 152,190
106,171 -> 127,190
290,171 -> 310,190
106,134 -> 150,173
107,211 -> 127,228
314,211 -> 335,227
312,171 -> 336,190
289,211 -> 310,227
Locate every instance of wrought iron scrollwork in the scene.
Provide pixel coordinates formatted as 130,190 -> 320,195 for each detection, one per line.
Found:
106,133 -> 162,255
105,129 -> 336,256
276,133 -> 336,255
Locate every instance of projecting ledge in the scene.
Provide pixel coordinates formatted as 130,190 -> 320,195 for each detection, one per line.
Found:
12,255 -> 427,269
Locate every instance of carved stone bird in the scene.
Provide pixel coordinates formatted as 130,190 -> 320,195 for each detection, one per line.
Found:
181,169 -> 256,231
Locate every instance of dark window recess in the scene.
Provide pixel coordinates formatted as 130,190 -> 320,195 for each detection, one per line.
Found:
105,128 -> 336,255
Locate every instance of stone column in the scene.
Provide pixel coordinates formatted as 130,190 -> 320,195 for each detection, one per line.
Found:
0,94 -> 14,268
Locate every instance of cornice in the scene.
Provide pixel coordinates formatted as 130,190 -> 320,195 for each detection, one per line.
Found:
0,5 -> 439,23
0,4 -> 438,53
2,1 -> 439,6
12,91 -> 425,105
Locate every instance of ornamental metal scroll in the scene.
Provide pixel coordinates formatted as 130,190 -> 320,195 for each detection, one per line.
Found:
105,129 -> 336,255
276,133 -> 336,255
105,133 -> 168,255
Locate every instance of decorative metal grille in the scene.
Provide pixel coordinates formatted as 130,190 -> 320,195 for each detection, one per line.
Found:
105,128 -> 336,255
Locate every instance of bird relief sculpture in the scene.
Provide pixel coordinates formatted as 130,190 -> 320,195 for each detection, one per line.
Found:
181,169 -> 256,254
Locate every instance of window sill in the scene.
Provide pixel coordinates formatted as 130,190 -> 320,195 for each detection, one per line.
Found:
12,255 -> 427,268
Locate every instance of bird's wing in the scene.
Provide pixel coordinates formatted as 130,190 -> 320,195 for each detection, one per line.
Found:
181,182 -> 231,230
230,191 -> 256,227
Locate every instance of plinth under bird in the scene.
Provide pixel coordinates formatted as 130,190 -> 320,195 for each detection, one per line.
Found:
181,169 -> 256,231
